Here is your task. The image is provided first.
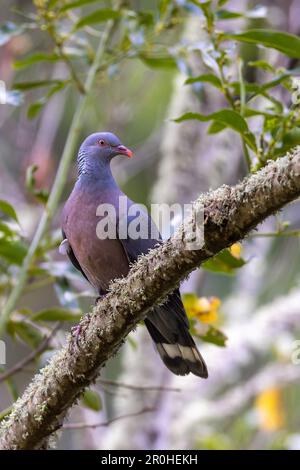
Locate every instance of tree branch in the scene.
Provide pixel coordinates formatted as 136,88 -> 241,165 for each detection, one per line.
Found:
97,378 -> 180,393
63,407 -> 155,430
1,148 -> 300,449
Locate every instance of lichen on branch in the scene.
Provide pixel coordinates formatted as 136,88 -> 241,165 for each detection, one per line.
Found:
1,147 -> 300,450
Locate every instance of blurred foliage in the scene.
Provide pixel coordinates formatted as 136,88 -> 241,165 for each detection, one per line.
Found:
1,0 -> 300,450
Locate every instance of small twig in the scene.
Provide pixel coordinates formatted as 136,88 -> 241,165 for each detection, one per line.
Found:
238,59 -> 252,171
63,407 -> 155,430
250,229 -> 300,238
56,43 -> 86,95
238,59 -> 246,117
97,384 -> 129,398
97,377 -> 181,393
0,323 -> 60,384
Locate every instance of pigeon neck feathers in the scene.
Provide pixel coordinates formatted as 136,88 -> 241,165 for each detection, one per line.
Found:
77,147 -> 115,187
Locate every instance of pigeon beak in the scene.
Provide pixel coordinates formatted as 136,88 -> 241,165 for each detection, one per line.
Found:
117,145 -> 133,158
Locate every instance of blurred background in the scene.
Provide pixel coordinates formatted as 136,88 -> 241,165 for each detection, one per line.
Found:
1,0 -> 300,450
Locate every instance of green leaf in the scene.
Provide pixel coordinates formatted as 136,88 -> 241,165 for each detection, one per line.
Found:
230,68 -> 300,106
135,11 -> 154,26
225,29 -> 300,58
203,249 -> 246,274
272,128 -> 300,156
218,0 -> 229,6
139,55 -> 177,69
216,6 -> 267,20
0,22 -> 24,46
75,9 -> 121,29
191,1 -> 214,29
282,128 -> 300,146
81,389 -> 102,411
185,73 -> 222,89
0,239 -> 27,265
14,52 -> 61,69
231,79 -> 286,104
48,0 -> 60,6
8,320 -> 43,348
46,80 -> 68,100
199,325 -> 227,347
208,121 -> 227,134
26,164 -> 39,192
0,221 -> 15,238
174,109 -> 242,127
60,0 -> 101,12
260,71 -> 297,90
175,109 -> 257,151
25,164 -> 49,203
243,108 -> 281,119
28,266 -> 51,277
5,376 -> 19,401
248,60 -> 275,73
31,307 -> 82,322
13,80 -> 65,91
189,317 -> 227,347
230,81 -> 261,95
216,9 -> 243,20
159,0 -> 170,16
27,101 -> 45,120
0,200 -> 18,223
35,190 -> 49,205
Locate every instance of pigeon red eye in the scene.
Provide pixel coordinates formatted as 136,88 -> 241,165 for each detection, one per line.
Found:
98,140 -> 106,146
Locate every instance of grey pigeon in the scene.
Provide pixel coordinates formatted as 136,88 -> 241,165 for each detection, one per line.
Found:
61,132 -> 208,378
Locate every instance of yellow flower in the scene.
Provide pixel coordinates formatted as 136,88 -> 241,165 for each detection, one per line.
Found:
255,388 -> 285,432
183,294 -> 221,324
230,242 -> 242,259
33,0 -> 46,7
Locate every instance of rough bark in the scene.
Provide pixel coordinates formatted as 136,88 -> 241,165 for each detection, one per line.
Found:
1,147 -> 300,449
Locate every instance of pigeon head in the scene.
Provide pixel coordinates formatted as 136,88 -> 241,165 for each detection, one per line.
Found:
81,132 -> 133,159
77,132 -> 133,177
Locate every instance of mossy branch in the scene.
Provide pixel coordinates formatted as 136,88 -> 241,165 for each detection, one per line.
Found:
1,148 -> 300,449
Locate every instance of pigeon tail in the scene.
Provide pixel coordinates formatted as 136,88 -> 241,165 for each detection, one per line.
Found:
145,306 -> 208,378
